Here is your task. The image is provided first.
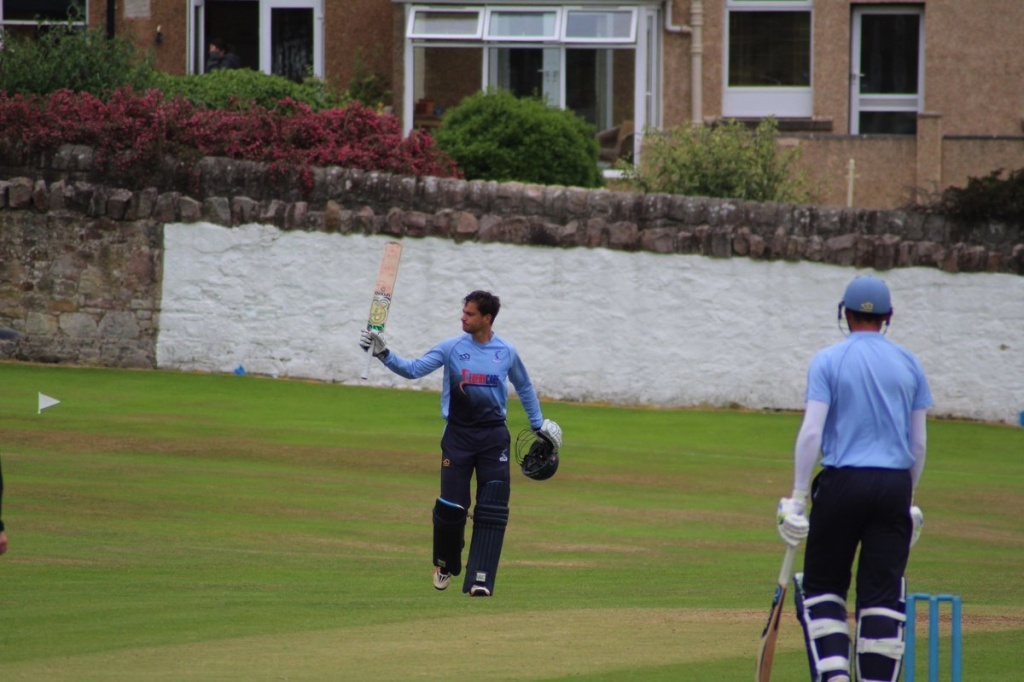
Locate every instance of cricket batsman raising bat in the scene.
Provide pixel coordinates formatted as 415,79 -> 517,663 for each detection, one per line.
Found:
358,289 -> 559,598
359,241 -> 403,380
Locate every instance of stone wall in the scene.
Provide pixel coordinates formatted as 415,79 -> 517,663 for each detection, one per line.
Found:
0,209 -> 161,367
1,146 -> 1023,369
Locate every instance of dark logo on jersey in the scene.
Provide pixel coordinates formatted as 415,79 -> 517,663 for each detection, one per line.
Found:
459,368 -> 500,393
492,349 -> 507,363
459,353 -> 471,361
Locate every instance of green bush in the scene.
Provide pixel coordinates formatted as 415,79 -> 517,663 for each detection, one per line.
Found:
622,118 -> 810,203
148,69 -> 348,112
0,11 -> 346,112
0,22 -> 154,97
931,168 -> 1024,225
433,89 -> 601,188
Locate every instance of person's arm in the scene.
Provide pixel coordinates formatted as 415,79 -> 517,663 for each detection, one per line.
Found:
793,400 -> 828,496
908,408 -> 927,491
907,408 -> 928,547
361,330 -> 450,380
380,341 -> 448,380
508,352 -> 542,430
776,400 -> 827,547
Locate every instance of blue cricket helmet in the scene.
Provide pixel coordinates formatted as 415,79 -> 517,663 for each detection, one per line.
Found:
842,275 -> 892,315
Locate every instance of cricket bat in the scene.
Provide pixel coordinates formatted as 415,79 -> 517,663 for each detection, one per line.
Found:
755,543 -> 798,682
361,241 -> 403,380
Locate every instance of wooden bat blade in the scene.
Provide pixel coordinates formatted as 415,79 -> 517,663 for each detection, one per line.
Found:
361,241 -> 403,380
366,241 -> 403,331
755,583 -> 788,681
755,544 -> 798,682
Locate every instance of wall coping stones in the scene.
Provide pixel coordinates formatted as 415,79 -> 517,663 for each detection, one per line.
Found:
1,147 -> 1021,275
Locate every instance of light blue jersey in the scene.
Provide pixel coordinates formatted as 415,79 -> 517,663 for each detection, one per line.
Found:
806,332 -> 933,469
382,333 -> 543,430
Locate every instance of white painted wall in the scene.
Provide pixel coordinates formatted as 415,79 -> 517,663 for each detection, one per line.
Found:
159,223 -> 1024,425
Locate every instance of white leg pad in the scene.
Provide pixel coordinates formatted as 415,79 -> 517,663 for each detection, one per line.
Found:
855,606 -> 906,682
796,583 -> 851,682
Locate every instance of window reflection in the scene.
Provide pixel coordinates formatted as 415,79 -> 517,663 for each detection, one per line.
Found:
271,8 -> 313,83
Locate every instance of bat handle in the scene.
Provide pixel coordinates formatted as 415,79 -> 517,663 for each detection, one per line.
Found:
360,344 -> 374,380
779,543 -> 799,585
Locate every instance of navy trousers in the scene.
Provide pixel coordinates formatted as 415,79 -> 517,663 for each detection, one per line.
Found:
439,422 -> 511,510
802,466 -> 913,609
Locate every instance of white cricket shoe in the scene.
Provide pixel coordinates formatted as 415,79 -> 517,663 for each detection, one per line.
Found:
468,584 -> 491,597
432,567 -> 451,591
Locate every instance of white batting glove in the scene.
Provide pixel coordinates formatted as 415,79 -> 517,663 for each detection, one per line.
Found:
777,493 -> 809,547
910,505 -> 924,547
536,419 -> 562,451
359,328 -> 388,358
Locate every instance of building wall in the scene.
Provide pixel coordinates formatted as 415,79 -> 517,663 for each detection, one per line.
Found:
913,0 -> 1023,136
323,0 -> 394,96
695,0 -> 724,123
943,137 -> 1024,192
662,1 -> 1024,208
690,0 -> 1024,136
787,135 -> 917,209
660,2 -> 693,128
89,1 -> 1024,137
784,130 -> 1024,210
86,0 -> 190,75
811,0 -> 852,134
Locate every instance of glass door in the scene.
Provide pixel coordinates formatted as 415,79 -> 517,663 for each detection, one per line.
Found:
850,6 -> 924,134
488,47 -> 562,106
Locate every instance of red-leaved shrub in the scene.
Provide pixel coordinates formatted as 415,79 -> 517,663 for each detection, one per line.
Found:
0,88 -> 460,194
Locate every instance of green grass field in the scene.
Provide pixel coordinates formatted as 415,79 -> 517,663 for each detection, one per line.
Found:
1,363 -> 1021,681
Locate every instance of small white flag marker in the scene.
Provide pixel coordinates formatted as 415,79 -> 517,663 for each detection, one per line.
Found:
38,392 -> 61,414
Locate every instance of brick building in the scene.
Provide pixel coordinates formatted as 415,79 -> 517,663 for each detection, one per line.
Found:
4,0 -> 1022,209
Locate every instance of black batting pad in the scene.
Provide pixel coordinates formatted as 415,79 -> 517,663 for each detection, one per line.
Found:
433,497 -> 467,577
462,480 -> 510,595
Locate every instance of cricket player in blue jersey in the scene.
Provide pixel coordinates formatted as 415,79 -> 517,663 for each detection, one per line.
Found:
360,290 -> 561,597
776,275 -> 933,682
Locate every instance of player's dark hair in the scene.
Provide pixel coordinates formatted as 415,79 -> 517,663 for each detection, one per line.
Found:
210,37 -> 229,51
846,309 -> 891,326
465,290 -> 500,321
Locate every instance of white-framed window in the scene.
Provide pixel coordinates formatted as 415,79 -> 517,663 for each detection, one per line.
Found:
0,0 -> 87,44
408,7 -> 483,39
189,0 -> 323,81
563,9 -> 636,43
485,8 -> 560,41
260,0 -> 323,81
723,0 -> 812,118
402,3 -> 656,169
